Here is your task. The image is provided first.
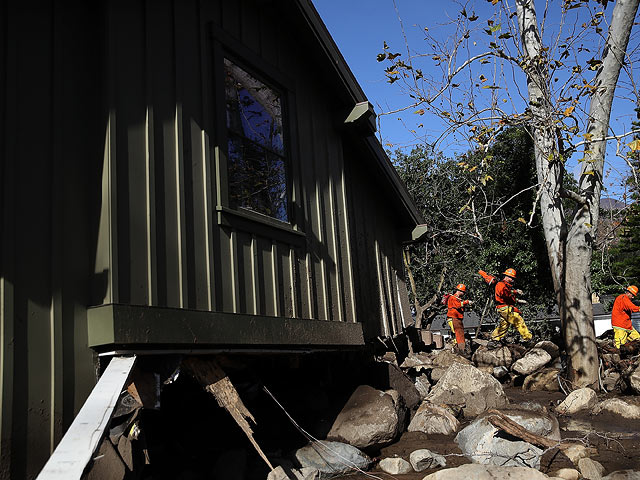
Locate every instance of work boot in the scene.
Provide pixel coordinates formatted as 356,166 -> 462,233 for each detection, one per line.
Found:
520,338 -> 535,349
487,339 -> 503,349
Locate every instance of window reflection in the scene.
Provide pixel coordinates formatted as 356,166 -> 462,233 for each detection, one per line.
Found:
225,58 -> 288,222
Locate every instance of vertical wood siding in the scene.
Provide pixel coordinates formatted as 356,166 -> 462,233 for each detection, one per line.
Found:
0,0 -> 413,476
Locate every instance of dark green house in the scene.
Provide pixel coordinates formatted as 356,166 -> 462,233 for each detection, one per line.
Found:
0,0 -> 422,477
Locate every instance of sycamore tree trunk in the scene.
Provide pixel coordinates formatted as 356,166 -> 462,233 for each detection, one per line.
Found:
516,0 -> 639,388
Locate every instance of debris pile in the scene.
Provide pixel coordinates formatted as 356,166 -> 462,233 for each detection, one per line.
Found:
81,331 -> 640,480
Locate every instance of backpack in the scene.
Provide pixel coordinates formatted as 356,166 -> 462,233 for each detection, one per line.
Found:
441,293 -> 452,306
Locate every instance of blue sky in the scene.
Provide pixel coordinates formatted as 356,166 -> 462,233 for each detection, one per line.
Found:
313,0 -> 640,200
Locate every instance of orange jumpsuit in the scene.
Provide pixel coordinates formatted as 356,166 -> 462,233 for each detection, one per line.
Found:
491,281 -> 532,341
447,295 -> 470,345
611,294 -> 640,348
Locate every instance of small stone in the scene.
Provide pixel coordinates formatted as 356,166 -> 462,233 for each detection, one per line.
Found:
522,368 -> 560,392
556,388 -> 597,415
409,449 -> 446,472
493,366 -> 509,379
378,457 -> 413,474
579,458 -> 606,480
415,374 -> 431,398
551,468 -> 581,480
563,444 -> 597,465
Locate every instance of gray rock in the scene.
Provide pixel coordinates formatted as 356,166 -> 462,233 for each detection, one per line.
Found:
400,352 -> 433,370
293,441 -> 370,478
522,368 -> 560,391
415,374 -> 431,398
455,408 -> 560,469
493,366 -> 509,379
421,463 -> 550,479
556,388 -> 597,415
378,457 -> 412,474
603,471 -> 640,480
472,346 -> 513,368
603,371 -> 620,392
427,363 -> 508,417
534,340 -> 561,358
430,367 -> 448,384
326,385 -> 402,449
578,458 -> 605,480
371,362 -> 421,409
409,449 -> 446,472
267,466 -> 319,480
408,402 -> 460,435
592,398 -> 640,419
512,348 -> 552,375
432,349 -> 473,368
629,364 -> 640,395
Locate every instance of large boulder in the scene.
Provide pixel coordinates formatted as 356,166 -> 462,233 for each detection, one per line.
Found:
326,385 -> 402,450
293,441 -> 370,478
427,363 -> 508,417
455,408 -> 560,469
421,463 -> 550,479
432,349 -> 473,368
522,368 -> 560,392
555,388 -> 597,415
408,402 -> 460,435
592,398 -> 640,420
512,348 -> 552,375
534,340 -> 561,359
472,346 -> 513,368
603,472 -> 640,480
369,362 -> 421,409
628,364 -> 640,395
267,466 -> 319,480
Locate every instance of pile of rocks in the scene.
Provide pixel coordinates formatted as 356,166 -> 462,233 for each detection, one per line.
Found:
267,336 -> 640,479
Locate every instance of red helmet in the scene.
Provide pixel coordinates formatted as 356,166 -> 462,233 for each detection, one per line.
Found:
628,285 -> 639,297
503,268 -> 517,278
456,283 -> 466,292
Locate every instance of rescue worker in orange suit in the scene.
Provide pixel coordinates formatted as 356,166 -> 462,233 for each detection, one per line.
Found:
490,268 -> 532,344
611,285 -> 640,349
447,284 -> 474,356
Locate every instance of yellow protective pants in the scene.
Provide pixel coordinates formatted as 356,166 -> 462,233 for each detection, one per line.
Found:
614,326 -> 640,349
491,306 -> 532,341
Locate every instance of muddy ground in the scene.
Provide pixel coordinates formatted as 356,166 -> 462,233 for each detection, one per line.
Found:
331,388 -> 640,479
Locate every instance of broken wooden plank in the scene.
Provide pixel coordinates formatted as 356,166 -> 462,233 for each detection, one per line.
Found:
486,409 -> 578,451
182,356 -> 274,471
36,356 -> 136,480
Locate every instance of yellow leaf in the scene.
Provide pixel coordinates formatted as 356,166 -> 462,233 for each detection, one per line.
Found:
492,0 -> 500,4
414,109 -> 425,115
468,165 -> 478,172
564,106 -> 575,116
584,222 -> 592,228
584,170 -> 595,176
518,217 -> 526,224
628,139 -> 640,152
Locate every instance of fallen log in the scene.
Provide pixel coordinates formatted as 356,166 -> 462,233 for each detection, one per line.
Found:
486,410 -> 578,451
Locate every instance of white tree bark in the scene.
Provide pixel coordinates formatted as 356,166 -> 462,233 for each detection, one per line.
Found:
516,0 -> 640,387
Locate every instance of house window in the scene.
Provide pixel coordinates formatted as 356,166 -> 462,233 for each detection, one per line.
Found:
224,58 -> 289,223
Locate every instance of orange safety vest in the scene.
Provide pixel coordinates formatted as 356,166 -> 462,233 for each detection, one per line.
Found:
447,295 -> 469,319
611,294 -> 640,330
495,281 -> 521,314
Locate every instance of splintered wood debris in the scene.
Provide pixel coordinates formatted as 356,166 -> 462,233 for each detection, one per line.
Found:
182,356 -> 274,471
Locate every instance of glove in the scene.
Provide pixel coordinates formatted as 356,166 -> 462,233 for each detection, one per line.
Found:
516,289 -> 524,295
517,298 -> 528,305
